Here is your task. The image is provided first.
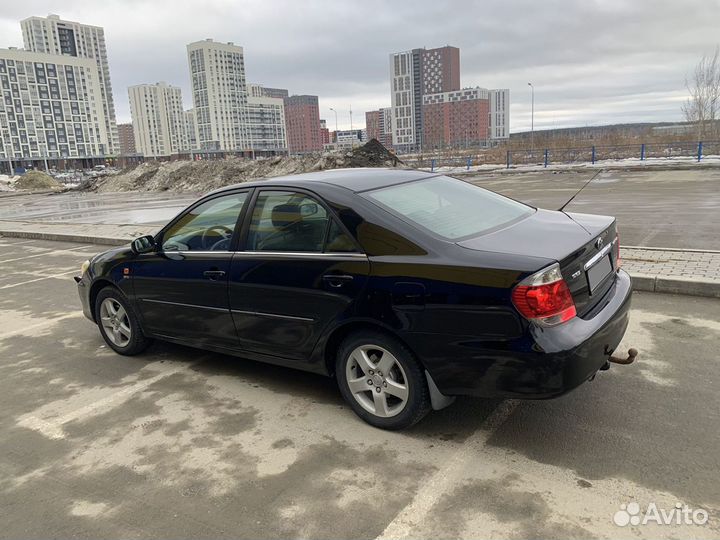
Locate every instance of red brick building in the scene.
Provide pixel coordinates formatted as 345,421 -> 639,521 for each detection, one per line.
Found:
284,95 -> 322,153
117,123 -> 136,155
422,87 -> 490,149
319,119 -> 330,146
365,110 -> 380,141
365,108 -> 393,149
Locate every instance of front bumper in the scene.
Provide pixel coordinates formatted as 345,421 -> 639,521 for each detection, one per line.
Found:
75,274 -> 94,322
415,270 -> 633,398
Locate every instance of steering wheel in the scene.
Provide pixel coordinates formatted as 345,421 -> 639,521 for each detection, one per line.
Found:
202,225 -> 233,250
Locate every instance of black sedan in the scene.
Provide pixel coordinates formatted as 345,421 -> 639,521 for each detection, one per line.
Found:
76,168 -> 633,430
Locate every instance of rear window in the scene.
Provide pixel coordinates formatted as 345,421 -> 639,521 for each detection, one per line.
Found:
365,176 -> 534,240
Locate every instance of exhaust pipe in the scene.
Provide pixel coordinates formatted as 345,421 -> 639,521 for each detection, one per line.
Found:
609,348 -> 638,365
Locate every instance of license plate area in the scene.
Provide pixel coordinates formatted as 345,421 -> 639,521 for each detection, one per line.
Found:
586,254 -> 613,293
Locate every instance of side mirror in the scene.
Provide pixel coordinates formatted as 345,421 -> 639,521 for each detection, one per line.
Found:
131,235 -> 156,254
300,202 -> 319,217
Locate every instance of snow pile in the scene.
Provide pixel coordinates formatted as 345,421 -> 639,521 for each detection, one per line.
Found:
90,139 -> 403,193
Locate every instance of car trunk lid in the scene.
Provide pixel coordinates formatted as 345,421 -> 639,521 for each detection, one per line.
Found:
456,209 -> 618,317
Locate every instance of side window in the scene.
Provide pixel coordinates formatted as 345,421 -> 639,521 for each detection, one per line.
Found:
247,191 -> 358,253
162,192 -> 247,252
325,219 -> 357,252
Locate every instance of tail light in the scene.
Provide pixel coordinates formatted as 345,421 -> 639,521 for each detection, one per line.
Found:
511,263 -> 576,326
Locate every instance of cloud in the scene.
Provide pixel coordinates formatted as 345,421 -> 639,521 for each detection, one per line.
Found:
2,0 -> 717,131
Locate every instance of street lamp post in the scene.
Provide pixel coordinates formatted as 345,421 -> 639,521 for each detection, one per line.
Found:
329,107 -> 338,133
527,82 -> 534,158
349,105 -> 353,132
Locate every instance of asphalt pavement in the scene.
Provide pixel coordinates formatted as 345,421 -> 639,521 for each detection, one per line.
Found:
1,237 -> 718,539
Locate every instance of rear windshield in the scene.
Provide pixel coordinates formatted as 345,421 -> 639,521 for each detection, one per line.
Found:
365,176 -> 534,240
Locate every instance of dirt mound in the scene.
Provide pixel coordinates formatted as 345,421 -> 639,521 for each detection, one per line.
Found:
90,140 -> 404,193
347,138 -> 402,167
13,170 -> 61,190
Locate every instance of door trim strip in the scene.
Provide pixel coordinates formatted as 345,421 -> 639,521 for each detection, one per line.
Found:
140,298 -> 229,313
231,309 -> 315,323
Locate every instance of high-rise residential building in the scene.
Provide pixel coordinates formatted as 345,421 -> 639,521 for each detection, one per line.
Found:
489,89 -> 510,140
247,94 -> 287,154
365,110 -> 380,141
389,45 -> 459,150
0,47 -> 108,167
379,107 -> 393,148
184,109 -> 197,151
284,95 -> 321,154
117,123 -> 136,155
247,83 -> 289,100
21,14 -> 119,154
422,87 -> 509,149
365,108 -> 394,149
128,82 -> 187,157
187,39 -> 248,152
319,119 -> 330,145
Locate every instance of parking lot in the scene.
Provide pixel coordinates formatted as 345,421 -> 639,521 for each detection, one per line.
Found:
0,237 -> 718,538
1,167 -> 719,250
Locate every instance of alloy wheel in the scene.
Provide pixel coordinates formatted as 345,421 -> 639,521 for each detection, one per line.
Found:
345,344 -> 409,418
99,297 -> 132,347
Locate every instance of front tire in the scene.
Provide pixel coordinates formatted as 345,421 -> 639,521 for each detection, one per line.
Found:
95,287 -> 151,356
336,330 -> 431,430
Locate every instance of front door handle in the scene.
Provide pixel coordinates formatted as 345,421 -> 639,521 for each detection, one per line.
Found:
322,274 -> 354,287
203,270 -> 226,280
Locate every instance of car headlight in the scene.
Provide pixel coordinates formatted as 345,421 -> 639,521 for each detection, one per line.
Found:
80,259 -> 90,275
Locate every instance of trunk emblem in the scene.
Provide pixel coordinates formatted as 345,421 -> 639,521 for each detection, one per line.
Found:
595,237 -> 604,250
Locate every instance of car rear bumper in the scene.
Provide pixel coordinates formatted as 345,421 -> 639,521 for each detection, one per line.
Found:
414,270 -> 633,399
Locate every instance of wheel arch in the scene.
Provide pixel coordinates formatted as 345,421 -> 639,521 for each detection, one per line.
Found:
322,319 -> 423,377
88,278 -> 119,322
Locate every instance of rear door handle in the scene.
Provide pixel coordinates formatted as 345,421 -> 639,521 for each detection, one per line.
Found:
322,274 -> 354,287
203,270 -> 226,280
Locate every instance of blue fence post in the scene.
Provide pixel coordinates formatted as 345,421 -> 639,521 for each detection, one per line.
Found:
544,149 -> 548,168
506,150 -> 511,169
698,141 -> 703,162
640,143 -> 645,161
591,146 -> 596,165
431,158 -> 436,172
466,157 -> 471,171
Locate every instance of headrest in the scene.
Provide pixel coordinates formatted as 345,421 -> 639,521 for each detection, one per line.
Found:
271,203 -> 302,228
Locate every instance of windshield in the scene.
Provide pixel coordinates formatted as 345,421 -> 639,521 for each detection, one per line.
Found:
365,176 -> 534,240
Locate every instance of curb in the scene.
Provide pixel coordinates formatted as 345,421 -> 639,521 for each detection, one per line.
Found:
630,273 -> 720,299
0,230 -> 129,246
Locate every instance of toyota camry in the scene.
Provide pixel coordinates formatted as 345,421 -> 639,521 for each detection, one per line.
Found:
76,168 -> 634,430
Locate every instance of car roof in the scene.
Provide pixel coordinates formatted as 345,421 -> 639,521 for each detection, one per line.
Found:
210,167 -> 438,195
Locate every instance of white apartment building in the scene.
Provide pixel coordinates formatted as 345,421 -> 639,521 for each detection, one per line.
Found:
489,88 -> 510,140
21,14 -> 119,154
389,50 -> 418,148
128,82 -> 187,157
184,109 -> 197,151
0,47 -> 108,164
246,94 -> 287,153
187,39 -> 248,152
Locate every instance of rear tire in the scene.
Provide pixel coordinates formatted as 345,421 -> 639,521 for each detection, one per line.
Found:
95,287 -> 151,356
336,330 -> 431,430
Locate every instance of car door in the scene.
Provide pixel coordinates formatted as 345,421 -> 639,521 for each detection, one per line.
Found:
132,190 -> 250,349
228,188 -> 370,361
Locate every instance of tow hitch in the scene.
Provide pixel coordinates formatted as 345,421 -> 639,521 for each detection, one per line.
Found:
598,347 -> 638,372
609,347 -> 638,365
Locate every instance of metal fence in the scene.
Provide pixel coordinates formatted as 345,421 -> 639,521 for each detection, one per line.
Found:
403,140 -> 720,171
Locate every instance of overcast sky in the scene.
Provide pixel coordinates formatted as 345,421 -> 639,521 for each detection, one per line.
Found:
2,0 -> 718,132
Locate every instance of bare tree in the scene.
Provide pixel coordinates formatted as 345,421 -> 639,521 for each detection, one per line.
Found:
682,46 -> 720,139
